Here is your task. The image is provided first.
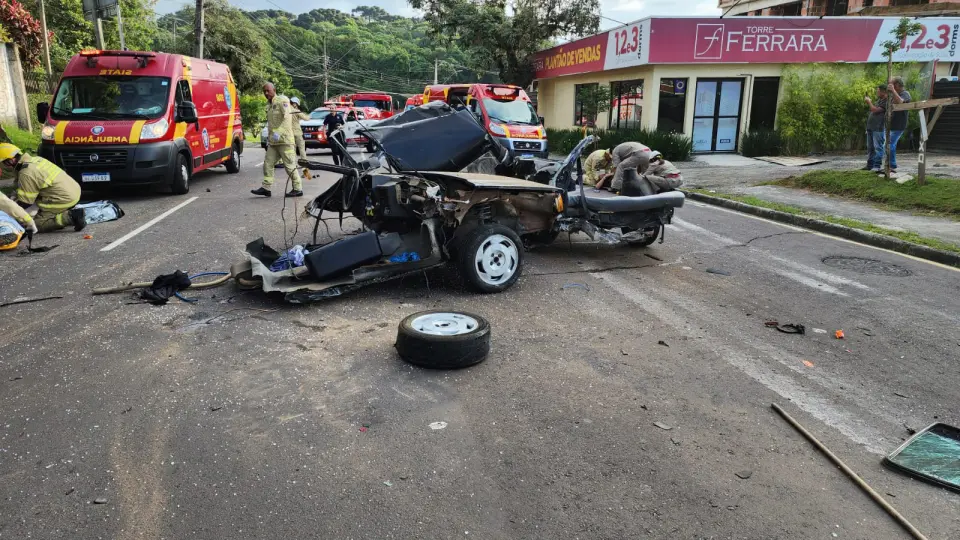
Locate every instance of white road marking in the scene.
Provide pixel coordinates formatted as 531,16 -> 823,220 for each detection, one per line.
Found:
772,269 -> 849,297
671,217 -> 855,296
100,197 -> 199,252
254,161 -> 264,167
763,253 -> 870,290
687,200 -> 960,273
591,272 -> 888,453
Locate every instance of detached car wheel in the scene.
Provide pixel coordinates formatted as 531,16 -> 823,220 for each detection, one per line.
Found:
458,223 -> 523,293
171,153 -> 190,195
395,310 -> 491,369
622,225 -> 660,247
225,144 -> 241,174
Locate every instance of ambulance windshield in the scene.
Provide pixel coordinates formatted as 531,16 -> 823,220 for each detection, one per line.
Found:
51,76 -> 171,120
482,98 -> 539,125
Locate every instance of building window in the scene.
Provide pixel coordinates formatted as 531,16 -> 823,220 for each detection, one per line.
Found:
771,1 -> 802,16
657,78 -> 687,134
609,79 -> 643,130
574,83 -> 597,127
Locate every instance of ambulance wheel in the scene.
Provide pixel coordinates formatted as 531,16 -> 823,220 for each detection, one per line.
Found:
225,144 -> 241,174
171,153 -> 191,195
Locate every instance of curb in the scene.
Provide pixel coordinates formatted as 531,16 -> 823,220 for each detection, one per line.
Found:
682,190 -> 960,268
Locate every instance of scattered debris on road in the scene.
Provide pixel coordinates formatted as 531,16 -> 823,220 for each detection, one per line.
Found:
383,480 -> 393,487
835,330 -> 845,339
1,295 -> 63,308
653,422 -> 672,431
884,422 -> 960,494
562,283 -> 590,291
705,267 -> 732,276
772,403 -> 929,539
764,321 -> 805,335
812,328 -> 828,334
429,422 -> 448,430
657,340 -> 669,347
93,498 -> 107,505
396,311 -> 490,369
735,470 -> 753,480
802,360 -> 815,368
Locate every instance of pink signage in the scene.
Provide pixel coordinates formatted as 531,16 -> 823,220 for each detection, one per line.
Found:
532,17 -> 960,79
649,18 -> 883,64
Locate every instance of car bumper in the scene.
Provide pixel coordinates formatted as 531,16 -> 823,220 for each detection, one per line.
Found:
493,136 -> 548,159
38,141 -> 178,187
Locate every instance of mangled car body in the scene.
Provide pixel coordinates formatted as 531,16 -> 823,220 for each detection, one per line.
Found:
242,102 -> 684,303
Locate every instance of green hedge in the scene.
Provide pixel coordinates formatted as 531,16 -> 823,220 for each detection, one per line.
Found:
740,129 -> 783,158
776,64 -> 923,155
546,128 -> 692,162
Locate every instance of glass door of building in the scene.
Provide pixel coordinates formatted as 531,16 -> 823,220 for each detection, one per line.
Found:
691,79 -> 744,152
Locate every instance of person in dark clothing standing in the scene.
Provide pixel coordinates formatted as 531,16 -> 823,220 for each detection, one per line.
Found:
323,106 -> 347,165
864,85 -> 887,173
885,76 -> 912,174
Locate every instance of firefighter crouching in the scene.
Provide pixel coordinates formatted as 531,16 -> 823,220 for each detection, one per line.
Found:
0,143 -> 85,233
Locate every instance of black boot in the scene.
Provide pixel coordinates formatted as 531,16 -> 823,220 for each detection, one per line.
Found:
251,187 -> 272,197
70,208 -> 86,231
285,190 -> 303,197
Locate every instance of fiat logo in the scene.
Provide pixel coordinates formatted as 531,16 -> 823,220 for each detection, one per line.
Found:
91,126 -> 105,135
89,154 -> 99,163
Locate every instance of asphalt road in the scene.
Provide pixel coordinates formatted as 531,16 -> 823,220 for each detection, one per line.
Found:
1,147 -> 958,539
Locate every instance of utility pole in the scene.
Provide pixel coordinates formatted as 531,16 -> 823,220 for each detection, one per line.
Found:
116,0 -> 126,50
38,0 -> 51,74
323,37 -> 329,102
434,58 -> 438,85
194,0 -> 205,58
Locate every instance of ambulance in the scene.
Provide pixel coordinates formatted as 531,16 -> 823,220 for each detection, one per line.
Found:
423,83 -> 547,158
36,50 -> 243,194
403,94 -> 423,111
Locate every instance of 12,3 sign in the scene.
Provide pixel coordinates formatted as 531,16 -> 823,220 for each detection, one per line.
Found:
900,22 -> 953,51
613,25 -> 641,57
603,21 -> 650,70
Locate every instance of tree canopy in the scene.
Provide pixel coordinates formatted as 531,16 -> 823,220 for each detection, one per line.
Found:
408,0 -> 600,87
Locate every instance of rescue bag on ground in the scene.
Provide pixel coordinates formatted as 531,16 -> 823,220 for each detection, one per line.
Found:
73,200 -> 124,225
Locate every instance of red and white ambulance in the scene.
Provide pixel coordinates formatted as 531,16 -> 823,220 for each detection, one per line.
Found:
423,83 -> 548,158
37,50 -> 243,194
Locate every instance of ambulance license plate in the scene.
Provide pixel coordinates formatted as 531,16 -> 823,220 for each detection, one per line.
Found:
303,133 -> 312,139
81,173 -> 111,183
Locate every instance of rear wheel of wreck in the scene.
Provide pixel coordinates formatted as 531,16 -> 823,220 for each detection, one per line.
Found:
458,223 -> 523,293
396,310 -> 491,369
622,225 -> 661,247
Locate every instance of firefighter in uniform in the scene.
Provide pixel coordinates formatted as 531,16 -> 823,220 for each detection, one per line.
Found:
0,190 -> 36,234
290,96 -> 310,160
0,143 -> 84,232
251,83 -> 303,198
644,150 -> 683,192
582,148 -> 613,188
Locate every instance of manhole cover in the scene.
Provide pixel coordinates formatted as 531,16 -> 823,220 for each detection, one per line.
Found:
821,256 -> 912,277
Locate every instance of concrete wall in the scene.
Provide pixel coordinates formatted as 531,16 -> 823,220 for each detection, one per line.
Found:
537,63 -> 784,152
0,44 -> 18,126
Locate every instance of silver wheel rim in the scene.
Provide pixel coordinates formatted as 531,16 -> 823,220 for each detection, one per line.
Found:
474,234 -> 519,286
410,312 -> 479,336
233,149 -> 239,164
180,162 -> 189,183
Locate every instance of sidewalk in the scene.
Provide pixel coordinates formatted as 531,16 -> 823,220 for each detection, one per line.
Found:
679,153 -> 960,248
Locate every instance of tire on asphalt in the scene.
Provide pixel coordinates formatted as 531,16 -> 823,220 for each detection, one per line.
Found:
395,310 -> 491,369
457,223 -> 524,293
622,224 -> 660,247
225,143 -> 241,174
171,152 -> 191,195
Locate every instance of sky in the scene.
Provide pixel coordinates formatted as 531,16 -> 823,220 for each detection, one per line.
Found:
156,0 -> 723,30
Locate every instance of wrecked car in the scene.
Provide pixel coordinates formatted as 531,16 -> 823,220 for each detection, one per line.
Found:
241,102 -> 683,303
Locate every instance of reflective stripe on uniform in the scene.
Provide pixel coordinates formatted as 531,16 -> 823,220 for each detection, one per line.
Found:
37,199 -> 77,211
16,189 -> 39,200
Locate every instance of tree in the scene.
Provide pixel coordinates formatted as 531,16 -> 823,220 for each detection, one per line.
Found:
879,17 -> 922,180
23,0 -> 91,72
100,0 -> 159,52
0,0 -> 47,66
408,0 -> 600,87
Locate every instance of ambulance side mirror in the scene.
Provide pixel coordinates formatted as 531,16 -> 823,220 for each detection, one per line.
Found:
37,102 -> 49,123
176,101 -> 199,125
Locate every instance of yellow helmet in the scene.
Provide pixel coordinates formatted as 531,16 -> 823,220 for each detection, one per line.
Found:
0,143 -> 21,162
